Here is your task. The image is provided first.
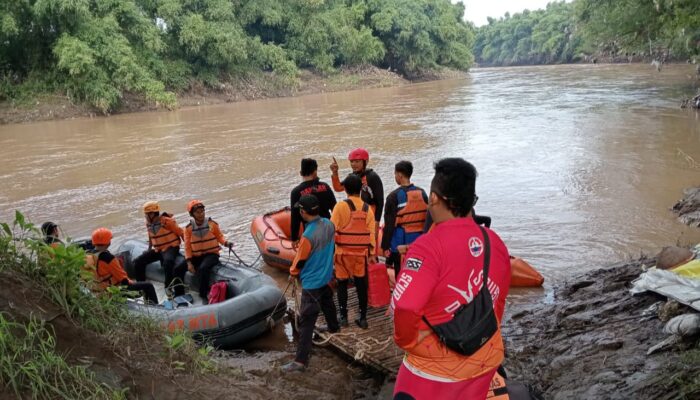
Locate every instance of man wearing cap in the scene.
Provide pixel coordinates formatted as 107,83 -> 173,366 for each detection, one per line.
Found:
282,194 -> 339,372
331,174 -> 377,329
132,201 -> 187,298
290,158 -> 337,243
184,200 -> 233,303
330,148 -> 384,233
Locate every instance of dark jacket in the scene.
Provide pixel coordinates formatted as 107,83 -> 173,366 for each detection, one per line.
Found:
290,178 -> 337,241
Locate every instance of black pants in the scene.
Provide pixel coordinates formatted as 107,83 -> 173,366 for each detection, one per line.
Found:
296,285 -> 339,366
386,251 -> 402,277
124,281 -> 159,305
133,247 -> 186,297
337,275 -> 368,320
191,253 -> 219,300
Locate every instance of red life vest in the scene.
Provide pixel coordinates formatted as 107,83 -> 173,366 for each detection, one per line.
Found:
395,187 -> 428,233
335,199 -> 372,256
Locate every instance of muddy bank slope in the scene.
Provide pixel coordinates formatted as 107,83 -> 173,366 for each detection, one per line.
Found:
504,258 -> 699,399
0,269 -> 380,399
0,66 -> 465,125
673,186 -> 700,228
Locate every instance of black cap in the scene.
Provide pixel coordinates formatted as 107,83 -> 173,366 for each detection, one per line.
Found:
294,194 -> 320,213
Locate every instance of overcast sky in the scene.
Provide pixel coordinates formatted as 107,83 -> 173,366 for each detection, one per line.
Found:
460,0 -> 562,27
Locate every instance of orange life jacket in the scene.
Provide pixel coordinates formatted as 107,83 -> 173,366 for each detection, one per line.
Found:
335,199 -> 372,256
395,187 -> 428,233
85,252 -> 129,290
147,215 -> 181,252
404,324 -> 504,382
187,218 -> 221,257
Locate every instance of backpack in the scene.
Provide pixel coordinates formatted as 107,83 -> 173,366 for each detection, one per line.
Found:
208,281 -> 228,304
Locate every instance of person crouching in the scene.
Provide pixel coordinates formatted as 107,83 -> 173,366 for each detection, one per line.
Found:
282,195 -> 340,372
184,200 -> 232,304
87,228 -> 158,304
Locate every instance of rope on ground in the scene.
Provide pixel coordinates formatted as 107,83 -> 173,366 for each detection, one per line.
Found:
313,331 -> 394,361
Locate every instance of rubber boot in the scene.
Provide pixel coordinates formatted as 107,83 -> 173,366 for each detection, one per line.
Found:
354,275 -> 369,329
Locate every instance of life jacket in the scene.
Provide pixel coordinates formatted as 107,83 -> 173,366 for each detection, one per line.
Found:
187,218 -> 221,257
208,281 -> 228,304
395,187 -> 428,233
335,199 -> 372,256
486,372 -> 510,399
147,214 -> 181,252
85,252 -> 116,290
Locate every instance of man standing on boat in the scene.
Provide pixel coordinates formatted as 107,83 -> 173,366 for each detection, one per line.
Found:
282,194 -> 339,372
132,201 -> 187,298
330,148 -> 383,241
290,158 -> 337,243
381,161 -> 429,277
184,200 -> 233,303
392,158 -> 511,399
331,174 -> 377,329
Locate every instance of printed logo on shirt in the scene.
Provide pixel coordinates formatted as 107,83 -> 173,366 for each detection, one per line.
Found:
468,237 -> 483,258
404,257 -> 423,271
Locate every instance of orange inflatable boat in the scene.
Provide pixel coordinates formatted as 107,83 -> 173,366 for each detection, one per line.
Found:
250,207 -> 298,270
510,256 -> 544,287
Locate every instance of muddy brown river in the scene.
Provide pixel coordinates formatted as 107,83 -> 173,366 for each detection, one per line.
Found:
1,64 -> 699,293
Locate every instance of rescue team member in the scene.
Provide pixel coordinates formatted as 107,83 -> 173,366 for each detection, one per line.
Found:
41,221 -> 64,248
132,201 -> 187,298
381,161 -> 428,277
392,158 -> 511,399
331,174 -> 377,329
290,158 -> 337,242
330,148 -> 384,239
282,195 -> 339,372
87,228 -> 158,304
184,200 -> 233,303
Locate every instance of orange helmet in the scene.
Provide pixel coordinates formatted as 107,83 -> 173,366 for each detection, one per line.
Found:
348,148 -> 369,161
143,201 -> 160,214
187,199 -> 204,214
91,227 -> 112,246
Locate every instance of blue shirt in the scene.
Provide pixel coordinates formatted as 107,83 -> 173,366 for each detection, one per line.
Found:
299,218 -> 335,290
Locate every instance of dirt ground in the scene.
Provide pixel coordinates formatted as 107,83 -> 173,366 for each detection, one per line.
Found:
0,66 -> 464,125
673,186 -> 700,228
503,258 -> 699,400
0,270 -> 381,399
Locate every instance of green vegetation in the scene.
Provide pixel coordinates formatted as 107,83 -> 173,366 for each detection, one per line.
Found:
474,0 -> 700,66
0,211 -> 214,397
0,0 -> 474,113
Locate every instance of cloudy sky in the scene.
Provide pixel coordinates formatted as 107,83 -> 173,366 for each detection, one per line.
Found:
460,0 -> 563,27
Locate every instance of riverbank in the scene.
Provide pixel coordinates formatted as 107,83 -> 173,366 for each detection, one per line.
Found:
673,187 -> 700,227
0,66 -> 465,125
504,256 -> 700,399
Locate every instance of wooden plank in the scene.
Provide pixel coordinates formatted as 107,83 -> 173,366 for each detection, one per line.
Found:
288,287 -> 403,374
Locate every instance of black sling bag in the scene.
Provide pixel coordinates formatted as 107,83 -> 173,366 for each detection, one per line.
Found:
421,225 -> 498,356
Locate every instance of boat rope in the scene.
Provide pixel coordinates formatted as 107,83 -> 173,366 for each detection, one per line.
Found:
261,207 -> 297,251
227,247 -> 262,270
266,279 -> 293,329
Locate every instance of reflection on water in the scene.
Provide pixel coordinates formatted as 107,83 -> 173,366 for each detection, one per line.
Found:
1,64 -> 699,296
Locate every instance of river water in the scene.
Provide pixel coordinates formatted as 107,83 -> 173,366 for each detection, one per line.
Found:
1,64 -> 699,290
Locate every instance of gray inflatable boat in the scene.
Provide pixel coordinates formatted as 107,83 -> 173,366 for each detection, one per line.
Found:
116,239 -> 286,348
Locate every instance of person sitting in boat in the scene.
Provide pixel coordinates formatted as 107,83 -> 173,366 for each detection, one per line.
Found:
41,221 -> 64,248
392,158 -> 511,399
131,201 -> 187,298
86,227 -> 158,304
282,194 -> 339,372
331,174 -> 377,329
290,158 -> 337,243
330,148 -> 383,241
184,200 -> 233,304
381,161 -> 429,277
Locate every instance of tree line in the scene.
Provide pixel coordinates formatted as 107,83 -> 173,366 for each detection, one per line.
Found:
474,0 -> 700,67
0,0 -> 474,113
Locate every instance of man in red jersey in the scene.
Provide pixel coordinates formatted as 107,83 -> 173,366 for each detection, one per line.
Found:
392,158 -> 511,400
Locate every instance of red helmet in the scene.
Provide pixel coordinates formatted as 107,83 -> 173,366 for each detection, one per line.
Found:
187,199 -> 204,214
91,227 -> 113,246
348,148 -> 369,161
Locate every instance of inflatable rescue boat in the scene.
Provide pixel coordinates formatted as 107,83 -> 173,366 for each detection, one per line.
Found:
117,240 -> 286,348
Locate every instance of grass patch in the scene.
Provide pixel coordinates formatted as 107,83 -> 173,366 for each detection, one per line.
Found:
0,211 -> 216,396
